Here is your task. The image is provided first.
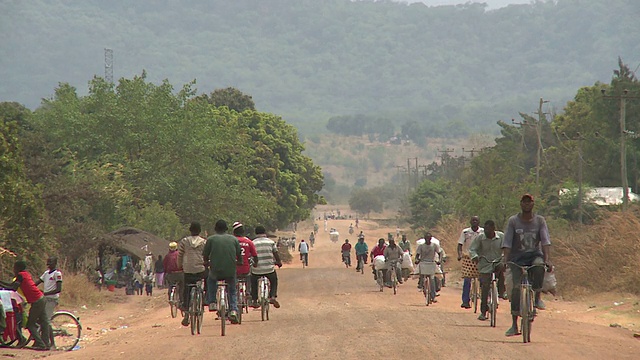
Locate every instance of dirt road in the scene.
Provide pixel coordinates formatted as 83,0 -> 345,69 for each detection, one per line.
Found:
3,219 -> 640,359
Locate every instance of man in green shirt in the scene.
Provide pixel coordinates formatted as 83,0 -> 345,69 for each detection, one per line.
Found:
203,219 -> 243,324
469,220 -> 506,321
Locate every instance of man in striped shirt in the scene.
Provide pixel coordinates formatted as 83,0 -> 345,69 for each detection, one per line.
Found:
250,225 -> 282,309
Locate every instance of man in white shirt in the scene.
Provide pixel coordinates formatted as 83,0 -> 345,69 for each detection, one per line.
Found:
298,240 -> 310,266
457,216 -> 483,309
34,257 -> 62,321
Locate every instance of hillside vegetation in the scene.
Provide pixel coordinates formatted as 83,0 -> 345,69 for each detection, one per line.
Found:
1,0 -> 639,134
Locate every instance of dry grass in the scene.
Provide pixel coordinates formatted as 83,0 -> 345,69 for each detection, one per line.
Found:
553,210 -> 640,298
59,272 -> 116,308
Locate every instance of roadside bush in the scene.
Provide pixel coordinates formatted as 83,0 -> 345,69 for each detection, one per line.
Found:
278,244 -> 293,264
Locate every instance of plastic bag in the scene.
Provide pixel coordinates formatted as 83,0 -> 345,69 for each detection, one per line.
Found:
373,255 -> 387,270
541,268 -> 557,295
401,252 -> 414,270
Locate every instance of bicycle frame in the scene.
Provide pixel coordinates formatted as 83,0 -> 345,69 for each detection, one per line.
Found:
258,276 -> 271,321
508,262 -> 545,343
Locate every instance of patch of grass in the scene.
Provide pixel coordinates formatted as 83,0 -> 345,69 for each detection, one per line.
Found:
59,272 -> 115,308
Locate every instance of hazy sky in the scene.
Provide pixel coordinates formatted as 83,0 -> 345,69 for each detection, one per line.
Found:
398,0 -> 535,9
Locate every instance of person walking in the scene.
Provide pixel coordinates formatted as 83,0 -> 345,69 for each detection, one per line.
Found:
178,222 -> 207,326
203,220 -> 243,324
457,216 -> 483,309
502,194 -> 552,336
154,255 -> 164,289
250,225 -> 283,308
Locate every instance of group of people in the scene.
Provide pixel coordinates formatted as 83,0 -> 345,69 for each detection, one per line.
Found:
0,257 -> 63,351
339,193 -> 552,338
460,193 -> 552,337
164,220 -> 283,328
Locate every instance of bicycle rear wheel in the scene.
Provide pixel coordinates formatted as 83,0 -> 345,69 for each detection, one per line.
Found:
261,299 -> 267,321
189,287 -> 197,335
391,269 -> 397,295
377,270 -> 384,292
237,289 -> 244,324
490,280 -> 498,327
169,287 -> 178,318
520,285 -> 532,343
424,276 -> 431,306
50,311 -> 81,351
220,302 -> 226,336
196,290 -> 203,334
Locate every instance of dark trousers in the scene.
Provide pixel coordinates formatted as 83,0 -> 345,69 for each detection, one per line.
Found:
182,271 -> 206,311
27,297 -> 50,348
300,253 -> 308,266
479,269 -> 505,313
250,271 -> 278,301
165,272 -> 184,301
509,261 -> 544,316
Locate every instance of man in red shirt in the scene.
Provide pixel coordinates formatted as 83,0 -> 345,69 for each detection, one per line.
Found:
232,222 -> 258,309
163,242 -> 184,303
0,260 -> 50,350
370,238 -> 387,282
341,239 -> 352,267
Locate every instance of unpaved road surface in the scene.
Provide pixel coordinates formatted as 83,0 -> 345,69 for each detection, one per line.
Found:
3,219 -> 640,359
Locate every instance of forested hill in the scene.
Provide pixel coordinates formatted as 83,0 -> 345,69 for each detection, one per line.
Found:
1,0 -> 638,134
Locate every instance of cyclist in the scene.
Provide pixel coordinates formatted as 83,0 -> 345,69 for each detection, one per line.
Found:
370,238 -> 387,282
398,234 -> 411,255
163,242 -> 184,303
0,260 -> 50,350
34,257 -> 62,324
233,222 -> 258,308
415,233 -> 440,303
203,219 -> 243,324
383,238 -> 404,285
177,222 -> 207,327
341,239 -> 352,267
469,220 -> 505,321
354,236 -> 368,272
348,223 -> 354,235
250,225 -> 283,308
502,194 -> 552,337
298,239 -> 309,266
457,216 -> 483,309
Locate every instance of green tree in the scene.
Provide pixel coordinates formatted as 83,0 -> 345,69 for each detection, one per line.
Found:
349,188 -> 383,217
206,87 -> 256,112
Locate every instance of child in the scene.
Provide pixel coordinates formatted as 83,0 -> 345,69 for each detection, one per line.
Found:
133,268 -> 144,296
143,270 -> 154,296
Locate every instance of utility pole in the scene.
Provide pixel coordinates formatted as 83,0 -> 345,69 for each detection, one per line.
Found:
533,98 -> 550,187
104,48 -> 113,84
602,89 -> 640,210
562,132 -> 593,224
462,148 -> 480,158
436,148 -> 454,176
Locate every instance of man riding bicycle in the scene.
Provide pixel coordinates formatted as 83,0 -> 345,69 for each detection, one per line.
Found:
354,236 -> 368,272
415,232 -> 440,302
341,239 -> 352,267
370,238 -> 387,282
383,239 -> 404,285
233,222 -> 258,303
250,225 -> 283,308
178,222 -> 207,327
163,242 -> 184,303
469,220 -> 506,321
502,194 -> 552,337
203,220 -> 243,324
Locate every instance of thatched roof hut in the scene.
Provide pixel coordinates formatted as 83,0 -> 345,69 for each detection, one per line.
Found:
104,227 -> 171,261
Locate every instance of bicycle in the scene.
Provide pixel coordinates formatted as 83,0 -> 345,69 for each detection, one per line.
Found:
417,261 -> 435,306
342,252 -> 351,268
478,256 -> 503,328
187,280 -> 204,335
168,283 -> 181,318
216,280 -> 231,336
508,262 -> 546,343
258,276 -> 270,321
471,277 -> 479,314
236,277 -> 249,321
356,255 -> 365,274
375,267 -> 384,292
0,308 -> 81,352
388,261 -> 400,295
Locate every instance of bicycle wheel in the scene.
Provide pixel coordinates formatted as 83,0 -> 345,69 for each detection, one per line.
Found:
520,285 -> 531,343
189,287 -> 197,335
425,276 -> 431,306
391,269 -> 397,295
490,280 -> 498,328
261,299 -> 267,321
50,311 -> 81,351
220,301 -> 226,336
196,289 -> 203,334
377,270 -> 384,292
237,290 -> 243,325
266,302 -> 270,320
169,287 -> 177,318
472,278 -> 479,314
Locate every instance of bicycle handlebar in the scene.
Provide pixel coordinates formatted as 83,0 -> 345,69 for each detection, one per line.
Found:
477,255 -> 503,264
